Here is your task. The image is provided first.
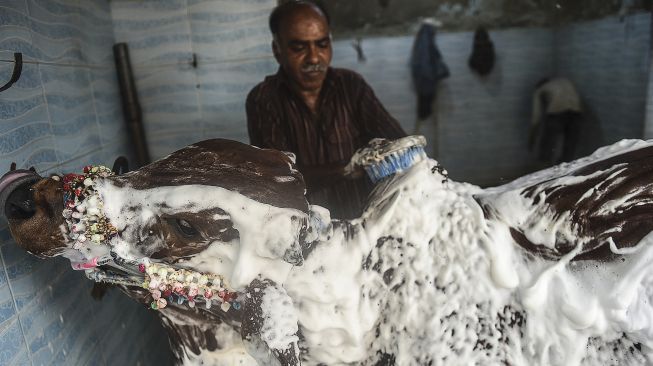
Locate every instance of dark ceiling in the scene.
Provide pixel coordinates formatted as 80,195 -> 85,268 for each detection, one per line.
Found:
280,0 -> 651,37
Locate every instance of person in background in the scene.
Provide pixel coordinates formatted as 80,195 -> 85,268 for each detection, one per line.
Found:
246,0 -> 406,219
529,77 -> 583,165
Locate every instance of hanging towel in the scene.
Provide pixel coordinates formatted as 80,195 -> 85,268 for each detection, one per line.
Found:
468,27 -> 495,76
410,23 -> 449,120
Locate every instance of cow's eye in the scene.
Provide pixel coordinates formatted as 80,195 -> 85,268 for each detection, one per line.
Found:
174,218 -> 198,237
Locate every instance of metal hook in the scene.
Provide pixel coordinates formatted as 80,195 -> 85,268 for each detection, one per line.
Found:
351,37 -> 366,63
0,53 -> 22,93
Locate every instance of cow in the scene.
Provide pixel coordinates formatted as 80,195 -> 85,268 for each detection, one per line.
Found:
2,136 -> 653,366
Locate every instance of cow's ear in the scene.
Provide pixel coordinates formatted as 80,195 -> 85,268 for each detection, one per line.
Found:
111,156 -> 130,175
293,206 -> 332,265
281,151 -> 296,164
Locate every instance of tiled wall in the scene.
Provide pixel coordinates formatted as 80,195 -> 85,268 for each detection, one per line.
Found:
644,12 -> 653,140
332,28 -> 555,186
110,0 -> 278,160
556,13 -> 651,145
646,58 -> 653,139
0,1 -> 171,365
332,13 -> 651,186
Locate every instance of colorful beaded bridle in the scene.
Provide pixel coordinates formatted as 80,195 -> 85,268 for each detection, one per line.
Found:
62,165 -> 117,250
61,165 -> 240,311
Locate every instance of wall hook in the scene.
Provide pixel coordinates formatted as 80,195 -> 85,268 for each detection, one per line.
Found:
0,53 -> 22,93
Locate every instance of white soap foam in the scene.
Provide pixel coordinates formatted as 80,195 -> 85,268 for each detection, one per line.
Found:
97,182 -> 307,290
94,138 -> 653,365
259,284 -> 300,352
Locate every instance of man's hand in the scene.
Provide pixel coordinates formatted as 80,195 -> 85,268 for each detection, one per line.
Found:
298,162 -> 358,189
342,164 -> 365,180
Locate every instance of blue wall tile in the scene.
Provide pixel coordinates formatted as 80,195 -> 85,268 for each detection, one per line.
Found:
148,131 -> 207,160
78,0 -> 115,65
0,284 -> 16,326
189,0 -> 274,62
0,3 -> 36,57
556,13 -> 650,143
645,44 -> 653,139
40,65 -> 102,162
89,69 -> 128,147
199,58 -> 277,143
112,0 -> 193,66
134,63 -> 202,158
26,0 -> 84,63
0,318 -> 30,365
0,1 -> 170,365
9,347 -> 30,366
110,0 -> 276,158
0,57 -> 58,172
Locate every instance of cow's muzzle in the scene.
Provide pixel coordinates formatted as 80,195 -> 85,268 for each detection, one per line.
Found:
0,169 -> 42,220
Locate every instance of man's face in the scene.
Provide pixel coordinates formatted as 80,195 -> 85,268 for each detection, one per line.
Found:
273,6 -> 332,93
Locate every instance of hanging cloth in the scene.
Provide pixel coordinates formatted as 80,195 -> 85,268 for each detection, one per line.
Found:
410,23 -> 449,120
468,27 -> 495,76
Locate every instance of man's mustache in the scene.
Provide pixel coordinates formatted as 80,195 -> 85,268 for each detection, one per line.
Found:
301,64 -> 327,73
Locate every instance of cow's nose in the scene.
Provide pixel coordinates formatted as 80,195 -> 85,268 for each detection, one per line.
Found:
0,169 -> 42,220
5,183 -> 36,219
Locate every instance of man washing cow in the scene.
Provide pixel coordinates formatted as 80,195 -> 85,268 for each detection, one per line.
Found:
246,0 -> 406,219
3,2 -> 653,366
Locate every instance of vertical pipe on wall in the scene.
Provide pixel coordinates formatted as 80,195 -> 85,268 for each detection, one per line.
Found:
113,43 -> 151,167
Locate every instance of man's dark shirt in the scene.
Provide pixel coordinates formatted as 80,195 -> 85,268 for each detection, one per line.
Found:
246,67 -> 406,218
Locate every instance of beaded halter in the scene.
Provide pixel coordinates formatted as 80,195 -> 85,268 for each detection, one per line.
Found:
62,166 -> 117,250
61,165 -> 240,311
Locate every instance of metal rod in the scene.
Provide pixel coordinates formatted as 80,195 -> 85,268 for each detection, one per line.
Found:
113,43 -> 151,167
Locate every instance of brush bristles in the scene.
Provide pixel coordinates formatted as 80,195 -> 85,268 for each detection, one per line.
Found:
364,146 -> 426,183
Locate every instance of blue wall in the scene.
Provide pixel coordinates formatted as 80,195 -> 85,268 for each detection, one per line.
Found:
332,13 -> 651,186
556,13 -> 651,143
644,12 -> 653,140
332,28 -> 555,185
110,0 -> 277,160
0,0 -> 170,365
647,54 -> 653,139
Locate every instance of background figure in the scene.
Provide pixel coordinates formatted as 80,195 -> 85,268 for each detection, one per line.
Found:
530,77 -> 583,164
410,19 -> 450,121
468,27 -> 495,76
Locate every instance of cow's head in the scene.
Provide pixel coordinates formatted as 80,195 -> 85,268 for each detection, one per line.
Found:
0,139 -> 313,291
0,167 -> 64,257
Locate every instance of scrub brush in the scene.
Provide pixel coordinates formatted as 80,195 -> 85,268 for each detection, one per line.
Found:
346,135 -> 428,184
